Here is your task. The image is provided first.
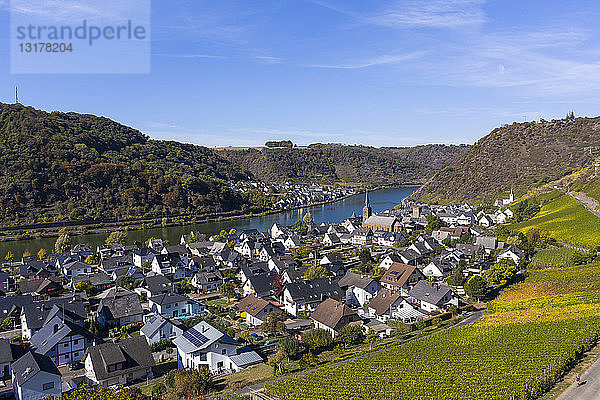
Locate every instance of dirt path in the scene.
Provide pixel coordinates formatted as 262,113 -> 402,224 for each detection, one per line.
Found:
567,191 -> 600,219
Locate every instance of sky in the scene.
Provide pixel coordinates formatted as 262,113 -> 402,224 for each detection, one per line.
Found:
2,0 -> 600,147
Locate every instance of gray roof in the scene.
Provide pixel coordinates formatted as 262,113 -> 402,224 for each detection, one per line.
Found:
409,281 -> 454,305
84,336 -> 154,381
30,316 -> 97,355
99,293 -> 143,320
73,272 -> 112,286
140,314 -> 177,338
285,278 -> 342,302
63,260 -> 91,272
22,297 -> 86,330
144,274 -> 174,294
338,271 -> 376,290
12,352 -> 60,386
229,350 -> 263,367
149,292 -> 190,306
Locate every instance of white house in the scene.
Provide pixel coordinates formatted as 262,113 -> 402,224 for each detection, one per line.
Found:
151,253 -> 186,281
280,278 -> 343,316
62,261 -> 92,280
323,233 -> 341,246
497,245 -> 525,265
173,321 -> 263,375
140,315 -> 185,345
408,281 -> 459,313
12,352 -> 62,400
29,313 -> 97,366
148,293 -> 205,319
367,288 -> 424,323
337,271 -> 381,307
310,298 -> 361,338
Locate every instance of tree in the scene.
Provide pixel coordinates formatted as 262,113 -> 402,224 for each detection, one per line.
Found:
4,251 -> 14,263
358,248 -> 372,267
115,275 -> 132,290
303,211 -> 314,226
85,255 -> 98,265
485,259 -> 517,288
219,282 -> 236,301
465,275 -> 488,301
0,317 -> 14,332
277,336 -> 300,360
22,249 -> 31,258
425,215 -> 444,232
301,328 -> 333,352
37,248 -> 48,261
106,230 -> 127,245
55,232 -> 72,254
261,311 -> 287,335
167,368 -> 213,400
415,317 -> 427,331
337,324 -> 364,346
303,264 -> 328,280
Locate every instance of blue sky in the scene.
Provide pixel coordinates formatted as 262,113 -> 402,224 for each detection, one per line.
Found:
2,0 -> 600,147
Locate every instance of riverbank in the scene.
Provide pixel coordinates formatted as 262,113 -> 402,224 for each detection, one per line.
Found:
0,186 -> 418,258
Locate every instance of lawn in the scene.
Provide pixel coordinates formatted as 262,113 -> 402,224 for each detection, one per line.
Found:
509,192 -> 600,247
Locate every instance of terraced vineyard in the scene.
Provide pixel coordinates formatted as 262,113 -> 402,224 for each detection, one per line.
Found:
509,191 -> 600,247
267,264 -> 600,400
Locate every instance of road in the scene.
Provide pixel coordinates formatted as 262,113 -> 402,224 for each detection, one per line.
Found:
209,309 -> 485,399
556,355 -> 600,400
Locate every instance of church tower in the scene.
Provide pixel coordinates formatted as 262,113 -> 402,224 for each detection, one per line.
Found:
362,191 -> 372,224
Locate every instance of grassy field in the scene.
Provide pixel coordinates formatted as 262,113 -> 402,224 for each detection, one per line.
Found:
509,191 -> 600,247
529,247 -> 580,269
267,264 -> 600,400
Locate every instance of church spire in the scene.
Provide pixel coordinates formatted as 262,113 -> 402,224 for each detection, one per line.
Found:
362,190 -> 372,224
365,190 -> 370,206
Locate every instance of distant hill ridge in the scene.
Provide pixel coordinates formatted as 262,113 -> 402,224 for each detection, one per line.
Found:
412,116 -> 600,204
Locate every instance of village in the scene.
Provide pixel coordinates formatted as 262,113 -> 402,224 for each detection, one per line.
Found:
0,191 -> 524,400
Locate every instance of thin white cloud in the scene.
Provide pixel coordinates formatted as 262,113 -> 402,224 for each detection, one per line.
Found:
371,0 -> 487,29
304,51 -> 427,69
255,56 -> 284,65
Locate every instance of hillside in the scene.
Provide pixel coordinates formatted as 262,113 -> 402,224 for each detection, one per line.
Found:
0,103 -> 255,226
412,116 -> 600,203
219,143 -> 469,185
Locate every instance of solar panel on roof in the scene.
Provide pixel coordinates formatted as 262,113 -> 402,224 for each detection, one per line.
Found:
183,327 -> 209,347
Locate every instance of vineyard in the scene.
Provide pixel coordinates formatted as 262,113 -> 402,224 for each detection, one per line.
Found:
529,247 -> 580,269
267,264 -> 600,400
509,192 -> 600,247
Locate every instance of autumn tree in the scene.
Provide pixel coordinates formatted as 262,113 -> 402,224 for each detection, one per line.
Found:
303,264 -> 328,280
55,232 -> 72,253
465,275 -> 488,301
37,248 -> 48,261
301,328 -> 333,352
261,311 -> 287,335
106,229 -> 127,245
219,281 -> 236,301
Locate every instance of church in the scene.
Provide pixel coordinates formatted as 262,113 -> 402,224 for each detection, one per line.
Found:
362,192 -> 402,233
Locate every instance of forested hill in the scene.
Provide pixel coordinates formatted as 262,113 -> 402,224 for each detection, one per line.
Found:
0,103 -> 254,226
412,116 -> 600,204
218,143 -> 470,185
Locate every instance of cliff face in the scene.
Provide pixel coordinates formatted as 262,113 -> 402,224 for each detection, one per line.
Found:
412,117 -> 600,203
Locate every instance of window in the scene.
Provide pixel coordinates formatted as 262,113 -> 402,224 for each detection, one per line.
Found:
73,339 -> 78,345
221,349 -> 227,355
43,382 -> 54,391
74,351 -> 79,357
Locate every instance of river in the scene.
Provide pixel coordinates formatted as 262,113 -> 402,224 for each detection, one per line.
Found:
0,186 -> 416,258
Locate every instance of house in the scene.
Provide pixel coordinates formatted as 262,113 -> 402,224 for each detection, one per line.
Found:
151,253 -> 186,281
375,231 -> 407,247
18,262 -> 53,281
280,278 -> 342,316
191,255 -> 219,272
99,255 -> 134,275
319,253 -> 345,276
310,298 -> 361,338
0,295 -> 33,328
422,259 -> 454,279
12,352 -> 61,400
236,294 -> 282,326
475,236 -> 498,253
497,245 -> 525,264
323,232 -> 341,246
364,319 -> 393,339
350,227 -> 373,246
239,262 -> 270,283
70,244 -> 93,260
132,248 -> 157,268
62,261 -> 92,280
408,281 -> 459,313
97,290 -> 143,328
83,336 -> 154,388
71,272 -> 112,292
29,313 -> 98,366
17,278 -> 63,299
21,298 -> 87,340
337,271 -> 381,307
173,321 -> 262,375
242,272 -> 277,298
140,314 -> 186,345
379,263 -> 425,296
134,274 -> 175,299
378,253 -> 403,270
191,271 -> 224,293
397,249 -> 421,266
0,339 -> 24,382
148,293 -> 204,319
367,288 -> 423,323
